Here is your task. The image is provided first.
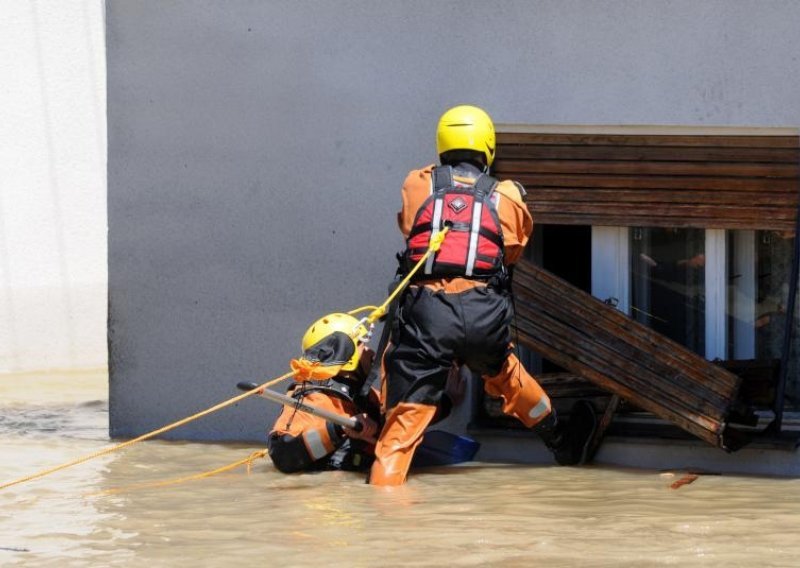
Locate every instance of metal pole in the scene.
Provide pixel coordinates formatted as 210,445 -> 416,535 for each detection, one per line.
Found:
772,153 -> 800,433
236,381 -> 360,430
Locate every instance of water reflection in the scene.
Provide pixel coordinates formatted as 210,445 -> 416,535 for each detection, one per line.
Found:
2,372 -> 800,567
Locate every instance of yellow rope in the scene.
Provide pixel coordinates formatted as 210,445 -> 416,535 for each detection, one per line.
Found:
89,449 -> 268,497
361,226 -> 450,326
0,371 -> 295,492
346,305 -> 379,316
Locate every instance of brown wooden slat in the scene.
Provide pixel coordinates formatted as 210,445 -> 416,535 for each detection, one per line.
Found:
512,260 -> 742,448
497,159 -> 798,178
529,213 -> 796,231
528,189 -> 797,206
506,174 -> 798,192
537,374 -> 609,398
530,202 -> 797,221
527,204 -> 797,230
497,144 -> 800,163
497,133 -> 800,148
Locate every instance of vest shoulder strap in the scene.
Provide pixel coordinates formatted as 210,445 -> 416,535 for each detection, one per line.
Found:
432,166 -> 454,192
473,173 -> 498,197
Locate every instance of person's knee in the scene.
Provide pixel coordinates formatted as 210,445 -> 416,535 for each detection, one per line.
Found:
267,434 -> 315,473
468,345 -> 513,378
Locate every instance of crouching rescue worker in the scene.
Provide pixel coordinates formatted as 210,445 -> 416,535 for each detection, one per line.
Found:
369,105 -> 598,486
267,313 -> 381,473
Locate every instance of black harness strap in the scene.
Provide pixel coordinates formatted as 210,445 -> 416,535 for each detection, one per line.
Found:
473,173 -> 497,197
432,165 -> 454,193
478,227 -> 504,247
292,379 -> 355,405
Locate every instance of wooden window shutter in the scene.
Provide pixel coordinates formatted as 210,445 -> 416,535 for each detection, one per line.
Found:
493,126 -> 800,232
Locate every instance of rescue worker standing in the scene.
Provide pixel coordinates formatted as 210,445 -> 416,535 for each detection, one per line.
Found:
268,313 -> 381,473
369,105 -> 597,486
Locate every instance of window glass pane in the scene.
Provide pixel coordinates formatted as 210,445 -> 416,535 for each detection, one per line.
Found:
630,228 -> 705,355
728,230 -> 799,409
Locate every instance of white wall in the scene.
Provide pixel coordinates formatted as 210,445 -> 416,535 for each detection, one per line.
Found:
0,0 -> 107,373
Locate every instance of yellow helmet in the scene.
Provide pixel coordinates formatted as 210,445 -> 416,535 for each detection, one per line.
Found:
436,105 -> 496,167
301,313 -> 367,372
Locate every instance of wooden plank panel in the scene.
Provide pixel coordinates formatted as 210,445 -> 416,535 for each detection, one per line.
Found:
512,260 -> 742,448
515,310 -> 732,423
517,268 -> 740,400
515,312 -> 723,444
520,266 -> 741,390
493,129 -> 799,234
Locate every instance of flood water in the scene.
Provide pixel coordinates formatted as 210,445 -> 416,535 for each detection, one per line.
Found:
2,371 -> 800,567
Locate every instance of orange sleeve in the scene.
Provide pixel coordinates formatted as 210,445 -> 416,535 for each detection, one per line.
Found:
494,180 -> 534,265
397,165 -> 435,238
269,389 -> 354,438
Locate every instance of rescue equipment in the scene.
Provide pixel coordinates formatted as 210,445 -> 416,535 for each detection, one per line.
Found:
436,105 -> 496,167
236,381 -> 364,433
404,166 -> 504,278
301,313 -> 367,371
290,313 -> 367,381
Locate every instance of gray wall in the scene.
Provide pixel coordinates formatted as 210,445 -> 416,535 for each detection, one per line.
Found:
107,0 -> 800,441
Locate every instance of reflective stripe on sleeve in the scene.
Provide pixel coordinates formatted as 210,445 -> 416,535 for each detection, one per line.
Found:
302,429 -> 332,461
527,399 -> 551,420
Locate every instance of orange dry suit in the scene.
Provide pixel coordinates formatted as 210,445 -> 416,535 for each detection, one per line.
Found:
268,353 -> 381,473
369,162 -> 555,486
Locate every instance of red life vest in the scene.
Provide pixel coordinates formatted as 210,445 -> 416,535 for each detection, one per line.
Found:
404,166 -> 505,279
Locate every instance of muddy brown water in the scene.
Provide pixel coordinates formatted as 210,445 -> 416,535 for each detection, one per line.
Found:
2,371 -> 799,567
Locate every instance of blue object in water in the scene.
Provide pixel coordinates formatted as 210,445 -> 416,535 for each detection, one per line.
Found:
412,430 -> 480,468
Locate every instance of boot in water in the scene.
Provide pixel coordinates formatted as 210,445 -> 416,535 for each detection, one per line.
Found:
554,400 -> 597,465
534,401 -> 597,466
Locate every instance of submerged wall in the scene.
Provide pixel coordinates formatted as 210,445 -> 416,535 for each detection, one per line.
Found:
107,0 -> 800,441
0,1 -> 107,373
